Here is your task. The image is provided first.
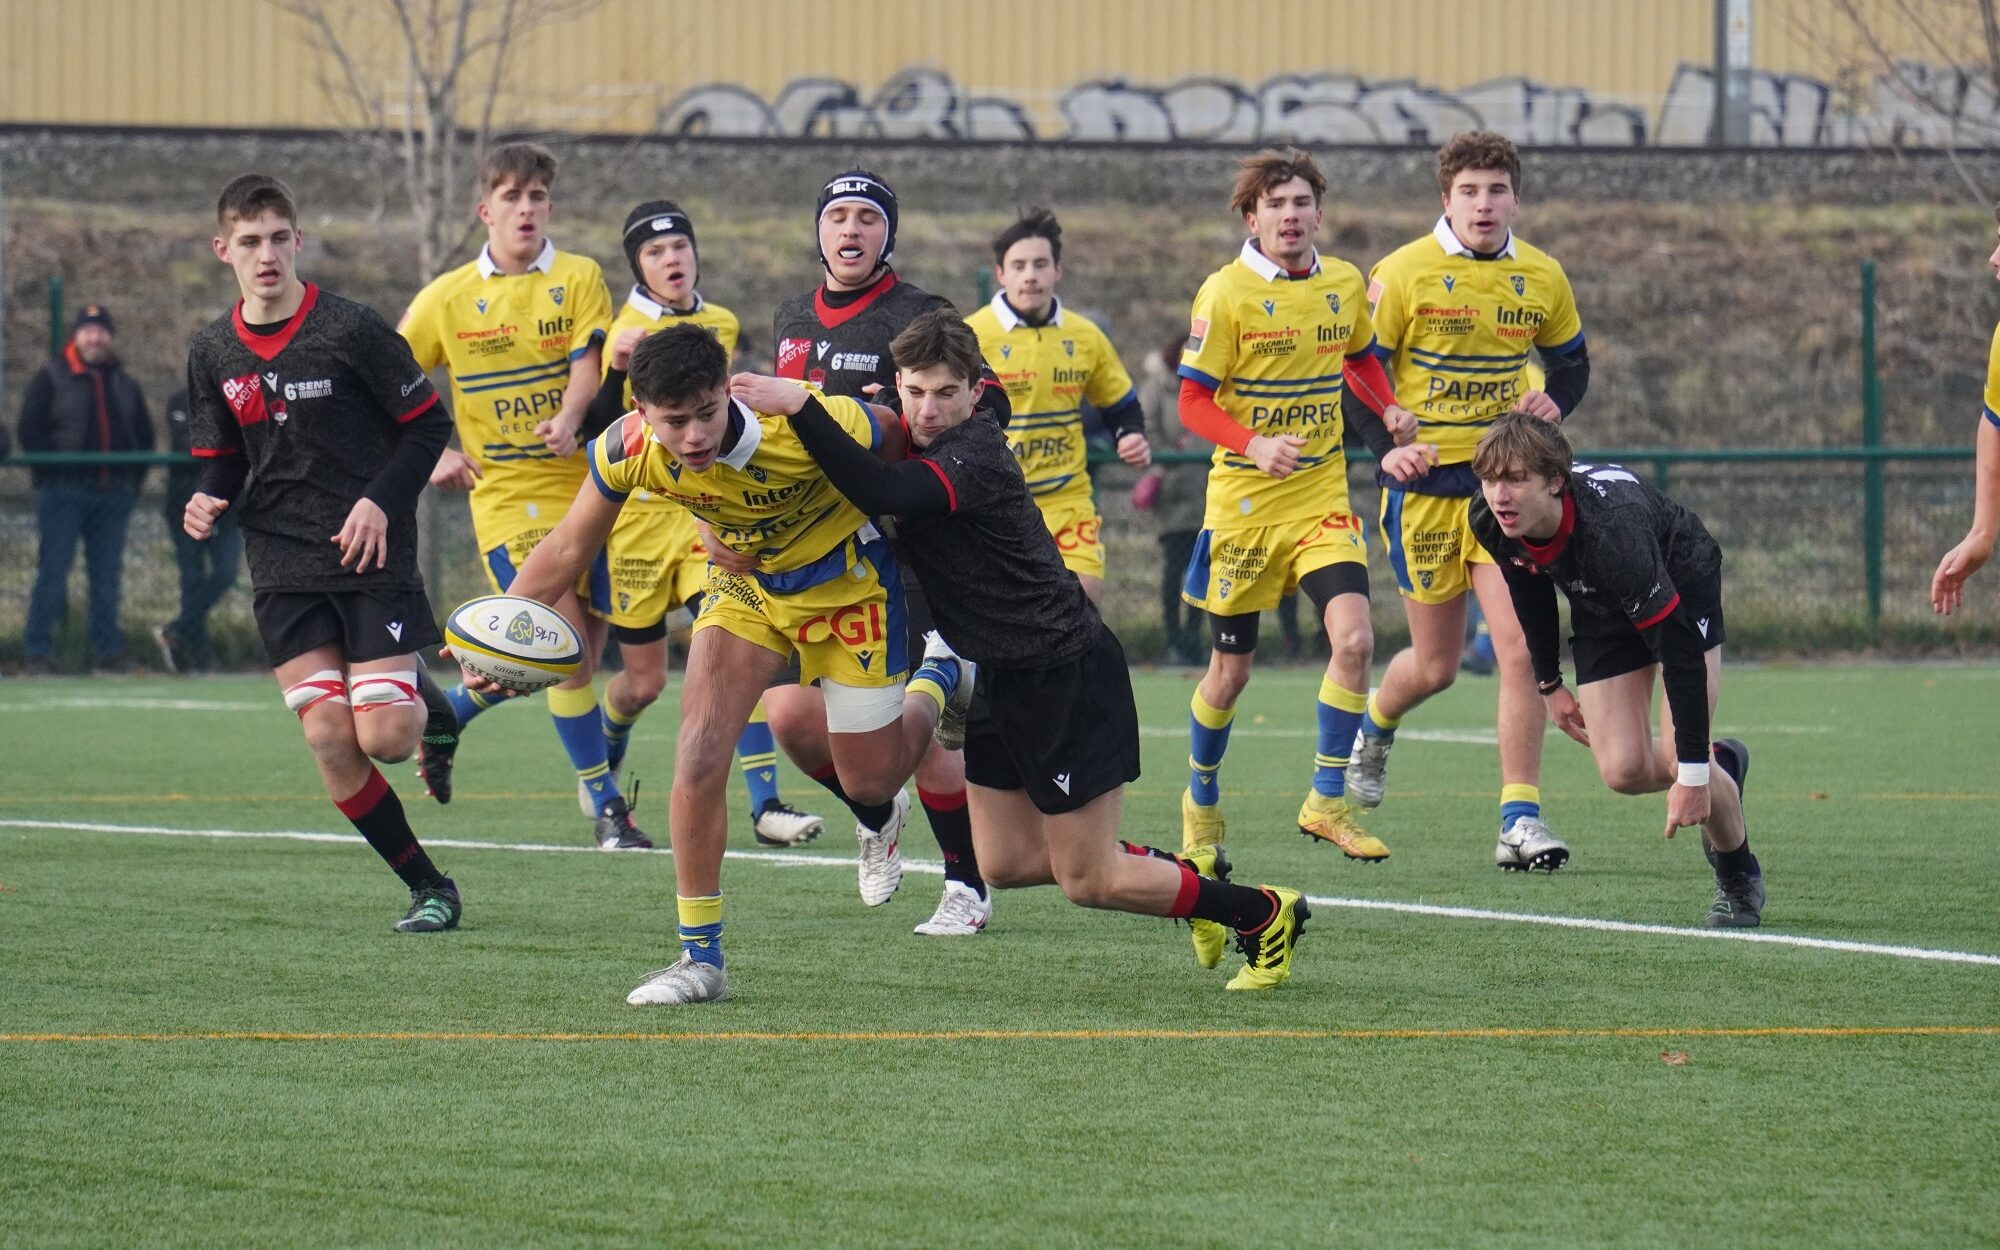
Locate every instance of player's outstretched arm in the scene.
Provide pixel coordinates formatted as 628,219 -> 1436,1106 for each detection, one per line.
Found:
777,391 -> 952,518
1934,416 -> 2000,614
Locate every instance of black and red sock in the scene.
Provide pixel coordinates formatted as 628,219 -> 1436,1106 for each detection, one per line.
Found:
919,786 -> 984,898
807,763 -> 896,833
335,768 -> 443,891
1166,866 -> 1276,932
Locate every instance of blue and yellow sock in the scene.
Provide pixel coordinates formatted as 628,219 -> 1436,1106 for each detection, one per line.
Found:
601,699 -> 641,775
1188,690 -> 1235,807
1314,677 -> 1369,797
676,893 -> 724,968
738,702 -> 781,813
548,682 -> 620,815
907,657 -> 961,717
444,683 -> 508,729
1360,689 -> 1401,743
1500,783 -> 1542,832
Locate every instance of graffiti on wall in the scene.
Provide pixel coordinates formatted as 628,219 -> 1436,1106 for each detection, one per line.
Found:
658,63 -> 2000,147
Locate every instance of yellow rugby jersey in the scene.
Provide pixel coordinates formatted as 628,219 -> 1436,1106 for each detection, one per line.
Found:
1178,240 -> 1374,527
1368,216 -> 1583,464
588,394 -> 881,584
398,239 -> 613,548
605,288 -> 741,525
968,294 -> 1135,498
1983,321 -> 2000,427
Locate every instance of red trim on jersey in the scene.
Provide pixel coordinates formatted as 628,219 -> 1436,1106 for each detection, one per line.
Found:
189,446 -> 239,458
1633,593 -> 1683,632
916,786 -> 967,811
1521,492 -> 1577,564
231,283 -> 320,361
920,457 -> 957,511
812,271 -> 899,329
1342,352 -> 1396,416
394,390 -> 439,424
1168,865 -> 1202,919
1178,377 -> 1255,455
334,766 -> 390,817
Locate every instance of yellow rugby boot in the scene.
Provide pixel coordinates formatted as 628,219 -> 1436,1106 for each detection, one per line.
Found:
1225,886 -> 1310,991
1181,788 -> 1226,853
1173,844 -> 1233,969
1298,791 -> 1390,861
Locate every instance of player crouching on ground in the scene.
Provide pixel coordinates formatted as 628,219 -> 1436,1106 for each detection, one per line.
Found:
734,309 -> 1310,990
185,174 -> 462,933
452,324 -> 965,1005
1468,414 -> 1763,927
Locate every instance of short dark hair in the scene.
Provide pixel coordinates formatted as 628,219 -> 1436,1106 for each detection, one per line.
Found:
890,308 -> 983,385
628,324 -> 729,406
1230,148 -> 1326,217
1472,412 -> 1573,484
481,142 -> 558,195
992,207 -> 1062,266
217,173 -> 297,232
1436,130 -> 1522,196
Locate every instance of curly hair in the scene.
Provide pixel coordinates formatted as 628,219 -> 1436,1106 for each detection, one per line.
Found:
1436,131 -> 1522,196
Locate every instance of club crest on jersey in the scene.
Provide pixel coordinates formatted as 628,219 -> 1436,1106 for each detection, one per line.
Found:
746,464 -> 767,483
1511,275 -> 1526,296
476,297 -> 488,315
1261,299 -> 1276,317
1326,293 -> 1341,314
549,286 -> 566,306
1418,570 -> 1434,589
1442,275 -> 1456,293
1217,577 -> 1233,599
1062,339 -> 1075,357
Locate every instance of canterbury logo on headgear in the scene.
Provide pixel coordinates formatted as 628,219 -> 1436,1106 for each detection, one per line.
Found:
626,214 -> 682,240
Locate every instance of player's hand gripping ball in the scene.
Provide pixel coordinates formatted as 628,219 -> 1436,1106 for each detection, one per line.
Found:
444,595 -> 583,692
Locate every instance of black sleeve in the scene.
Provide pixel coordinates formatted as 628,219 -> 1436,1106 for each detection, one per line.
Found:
787,393 -> 952,517
196,455 -> 250,503
1342,386 -> 1397,459
1100,390 -> 1145,442
1642,610 -> 1711,764
974,364 -> 1011,428
362,402 -> 453,516
16,367 -> 55,452
580,367 -> 629,441
1541,341 -> 1590,418
1498,557 -> 1564,686
351,307 -> 440,422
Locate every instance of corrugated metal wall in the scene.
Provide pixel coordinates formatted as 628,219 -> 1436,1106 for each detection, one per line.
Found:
0,0 -> 1949,135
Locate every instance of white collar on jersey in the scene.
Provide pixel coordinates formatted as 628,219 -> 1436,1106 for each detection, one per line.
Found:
988,290 -> 1064,332
626,285 -> 705,321
1238,238 -> 1321,283
716,396 -> 763,470
477,237 -> 557,278
1432,214 -> 1518,259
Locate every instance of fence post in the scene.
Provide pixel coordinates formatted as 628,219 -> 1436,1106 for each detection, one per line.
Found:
47,275 -> 63,356
1860,260 -> 1884,633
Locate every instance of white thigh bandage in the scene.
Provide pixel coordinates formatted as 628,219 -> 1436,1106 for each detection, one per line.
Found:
822,679 -> 904,734
350,671 -> 420,713
284,670 -> 350,717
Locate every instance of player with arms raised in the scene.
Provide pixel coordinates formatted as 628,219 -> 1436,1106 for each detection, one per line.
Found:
1345,130 -> 1590,873
185,174 -> 461,932
967,207 -> 1150,603
459,324 -> 970,1004
1176,148 -> 1409,880
746,309 -> 1310,990
1470,414 -> 1762,927
398,145 -> 638,848
580,200 -> 824,848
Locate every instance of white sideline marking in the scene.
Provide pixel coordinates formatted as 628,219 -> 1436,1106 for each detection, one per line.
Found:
0,697 -> 265,712
6,818 -> 1997,969
1137,725 -> 1830,743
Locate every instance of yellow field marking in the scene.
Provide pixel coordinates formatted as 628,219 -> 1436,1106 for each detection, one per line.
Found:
3,1026 -> 1995,1045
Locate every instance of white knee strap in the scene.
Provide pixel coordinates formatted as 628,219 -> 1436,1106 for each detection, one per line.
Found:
284,670 -> 350,717
822,679 -> 905,734
350,671 -> 420,713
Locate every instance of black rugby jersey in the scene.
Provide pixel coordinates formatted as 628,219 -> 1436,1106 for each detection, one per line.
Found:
1471,464 -> 1722,761
186,284 -> 446,592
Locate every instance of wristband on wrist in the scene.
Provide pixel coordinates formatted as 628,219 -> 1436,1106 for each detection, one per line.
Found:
1537,676 -> 1565,696
1677,761 -> 1711,788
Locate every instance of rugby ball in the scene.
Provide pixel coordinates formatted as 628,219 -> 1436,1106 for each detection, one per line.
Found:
444,595 -> 583,692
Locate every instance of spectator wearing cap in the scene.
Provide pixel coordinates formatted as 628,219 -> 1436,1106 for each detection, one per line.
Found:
17,305 -> 154,673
